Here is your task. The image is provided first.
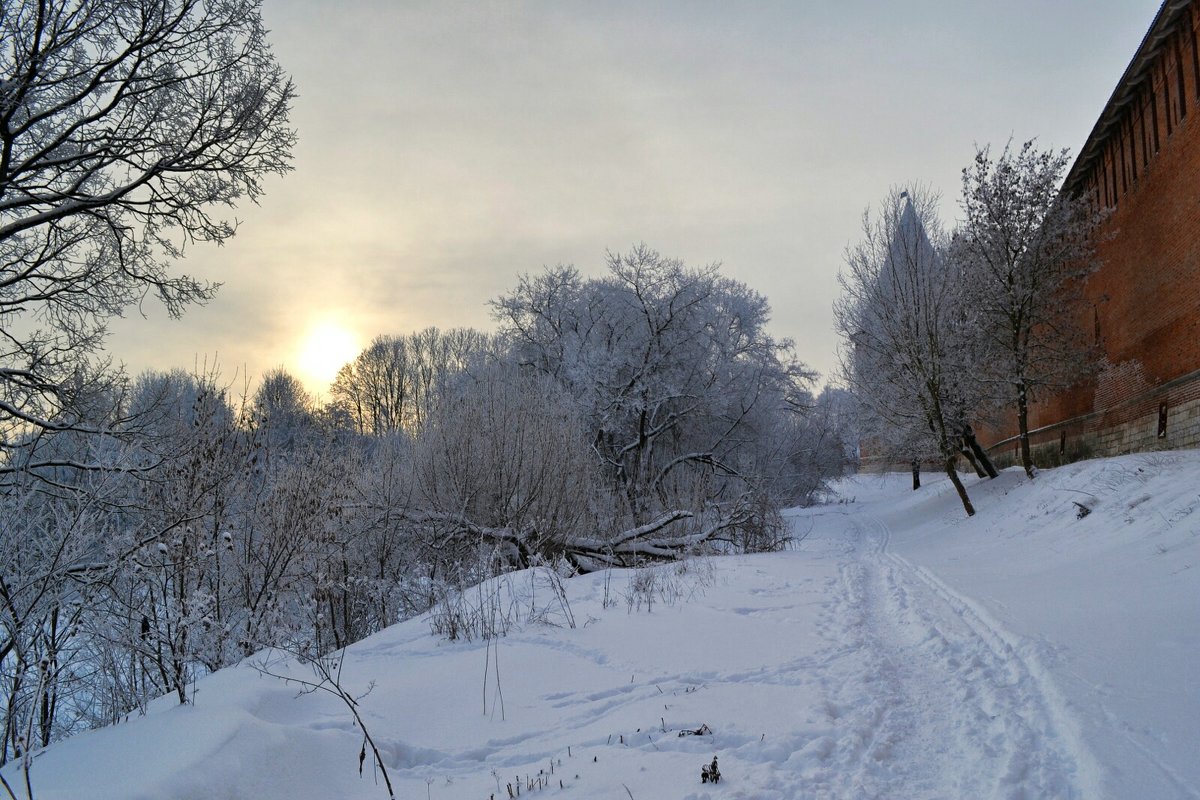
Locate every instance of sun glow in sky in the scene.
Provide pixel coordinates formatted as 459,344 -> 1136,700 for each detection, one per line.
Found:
101,0 -> 1165,394
294,320 -> 360,394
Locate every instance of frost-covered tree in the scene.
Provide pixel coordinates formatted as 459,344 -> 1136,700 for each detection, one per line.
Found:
330,328 -> 489,436
957,140 -> 1100,477
780,387 -> 857,504
340,435 -> 431,627
412,364 -> 600,567
103,372 -> 255,704
493,245 -> 815,561
253,369 -> 318,452
812,387 -> 861,473
0,467 -> 125,764
0,0 -> 295,469
835,188 -> 981,516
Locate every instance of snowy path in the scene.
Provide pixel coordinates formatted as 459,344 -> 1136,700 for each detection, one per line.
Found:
806,509 -> 1097,799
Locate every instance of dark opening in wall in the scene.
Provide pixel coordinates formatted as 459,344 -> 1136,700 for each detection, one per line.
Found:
1157,401 -> 1169,438
1152,89 -> 1162,150
1191,7 -> 1200,97
1175,35 -> 1187,117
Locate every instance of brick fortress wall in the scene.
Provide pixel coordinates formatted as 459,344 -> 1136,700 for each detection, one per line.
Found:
985,1 -> 1200,461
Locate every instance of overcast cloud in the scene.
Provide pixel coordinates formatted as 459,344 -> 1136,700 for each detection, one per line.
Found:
105,0 -> 1164,394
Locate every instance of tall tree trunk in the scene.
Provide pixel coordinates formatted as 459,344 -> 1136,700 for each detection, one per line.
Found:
1016,379 -> 1035,478
945,455 -> 975,516
39,607 -> 60,748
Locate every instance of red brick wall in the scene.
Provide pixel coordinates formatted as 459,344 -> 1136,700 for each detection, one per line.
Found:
984,2 -> 1200,455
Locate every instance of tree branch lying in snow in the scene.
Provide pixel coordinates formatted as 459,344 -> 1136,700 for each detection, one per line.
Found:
569,505 -> 761,571
386,503 -> 763,574
569,510 -> 695,555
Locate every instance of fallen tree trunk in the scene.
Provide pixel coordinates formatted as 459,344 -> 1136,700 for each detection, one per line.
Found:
372,503 -> 765,574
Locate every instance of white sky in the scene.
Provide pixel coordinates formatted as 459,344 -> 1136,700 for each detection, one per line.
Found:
105,0 -> 1166,395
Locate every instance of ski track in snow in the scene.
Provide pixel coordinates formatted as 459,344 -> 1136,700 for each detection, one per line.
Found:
362,510 -> 1106,799
381,510 -> 1104,800
797,510 -> 1096,800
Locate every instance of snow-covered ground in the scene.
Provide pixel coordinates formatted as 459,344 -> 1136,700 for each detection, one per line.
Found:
7,452 -> 1199,799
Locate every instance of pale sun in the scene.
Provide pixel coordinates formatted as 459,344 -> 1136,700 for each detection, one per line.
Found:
295,321 -> 359,390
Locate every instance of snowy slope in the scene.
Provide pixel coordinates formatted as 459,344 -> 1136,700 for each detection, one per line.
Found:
871,455 -> 1200,799
6,452 -> 1199,799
